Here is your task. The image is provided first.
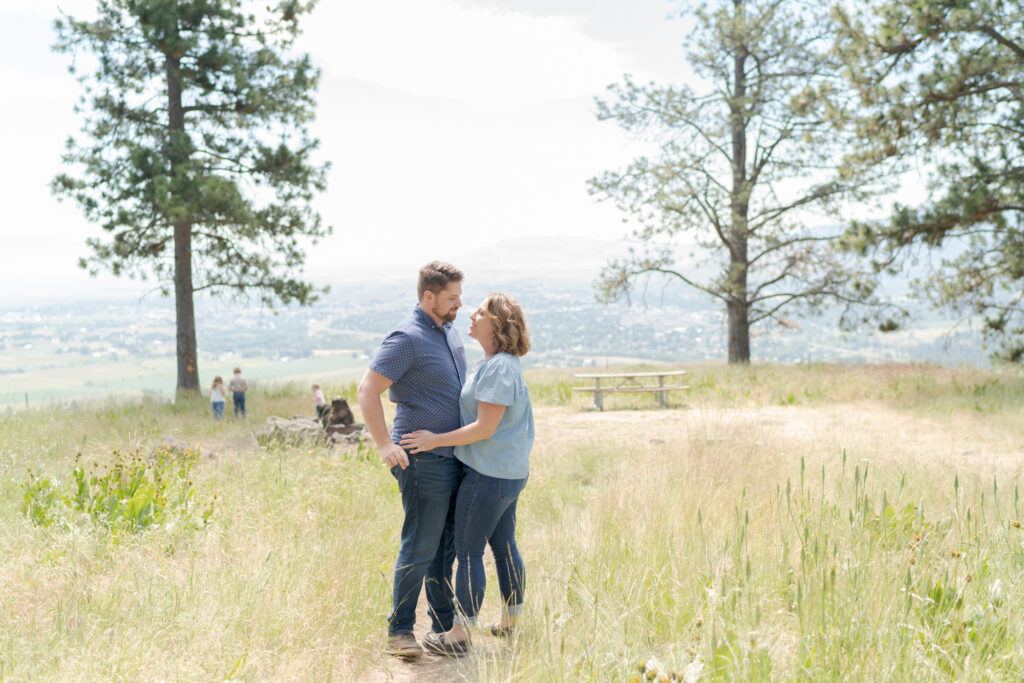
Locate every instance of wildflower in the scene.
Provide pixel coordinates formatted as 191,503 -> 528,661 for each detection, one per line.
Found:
1012,521 -> 1021,529
683,656 -> 705,683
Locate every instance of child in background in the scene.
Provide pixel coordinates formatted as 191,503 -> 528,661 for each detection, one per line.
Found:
211,376 -> 226,419
229,367 -> 249,417
313,383 -> 326,418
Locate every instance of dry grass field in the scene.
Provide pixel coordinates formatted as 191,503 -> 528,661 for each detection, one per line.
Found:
2,362 -> 1024,680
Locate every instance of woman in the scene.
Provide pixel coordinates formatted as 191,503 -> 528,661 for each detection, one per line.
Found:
400,292 -> 534,656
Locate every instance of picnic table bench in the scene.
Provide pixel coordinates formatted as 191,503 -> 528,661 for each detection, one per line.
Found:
572,370 -> 690,411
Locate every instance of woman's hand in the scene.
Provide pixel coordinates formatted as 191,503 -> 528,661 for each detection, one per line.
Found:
399,430 -> 438,454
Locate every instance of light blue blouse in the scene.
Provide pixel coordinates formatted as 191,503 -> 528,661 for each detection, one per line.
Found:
454,352 -> 534,479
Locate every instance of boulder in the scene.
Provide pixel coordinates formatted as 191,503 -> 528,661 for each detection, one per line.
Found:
257,416 -> 327,445
325,423 -> 363,436
328,424 -> 367,446
257,415 -> 367,447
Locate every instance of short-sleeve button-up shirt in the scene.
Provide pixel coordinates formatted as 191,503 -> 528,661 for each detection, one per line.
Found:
369,306 -> 467,457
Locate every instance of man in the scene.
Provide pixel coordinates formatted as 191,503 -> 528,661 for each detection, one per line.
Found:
357,261 -> 467,658
228,367 -> 249,417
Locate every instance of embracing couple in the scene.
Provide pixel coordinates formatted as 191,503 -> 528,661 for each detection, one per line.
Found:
356,261 -> 534,658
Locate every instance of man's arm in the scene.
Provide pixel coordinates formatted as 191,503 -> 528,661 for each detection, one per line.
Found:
357,368 -> 411,470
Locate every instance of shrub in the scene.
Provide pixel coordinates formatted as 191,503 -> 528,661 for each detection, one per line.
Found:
22,446 -> 215,532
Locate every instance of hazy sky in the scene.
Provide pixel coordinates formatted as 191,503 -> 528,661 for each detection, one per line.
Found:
1,0 -> 692,302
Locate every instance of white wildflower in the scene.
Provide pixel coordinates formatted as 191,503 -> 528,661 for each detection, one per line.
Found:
683,655 -> 705,683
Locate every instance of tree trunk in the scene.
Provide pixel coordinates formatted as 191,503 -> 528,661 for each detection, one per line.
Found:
166,46 -> 199,394
174,219 -> 199,394
726,297 -> 750,363
726,0 -> 751,364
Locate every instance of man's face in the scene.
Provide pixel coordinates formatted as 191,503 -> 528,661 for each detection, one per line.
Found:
427,282 -> 463,323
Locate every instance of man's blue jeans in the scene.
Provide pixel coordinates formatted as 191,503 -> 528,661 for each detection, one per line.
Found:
389,452 -> 462,636
233,392 -> 246,417
453,467 -> 527,626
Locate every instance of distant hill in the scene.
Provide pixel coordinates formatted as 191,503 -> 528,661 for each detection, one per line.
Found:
328,234 -> 633,287
453,235 -> 632,285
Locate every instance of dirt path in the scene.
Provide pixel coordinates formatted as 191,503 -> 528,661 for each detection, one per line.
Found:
353,594 -> 517,682
536,401 -> 1024,478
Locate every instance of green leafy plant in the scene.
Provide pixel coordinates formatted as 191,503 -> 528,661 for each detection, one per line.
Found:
21,446 -> 215,532
21,471 -> 57,528
353,439 -> 377,463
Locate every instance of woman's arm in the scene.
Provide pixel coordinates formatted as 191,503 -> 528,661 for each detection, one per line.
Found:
399,401 -> 506,454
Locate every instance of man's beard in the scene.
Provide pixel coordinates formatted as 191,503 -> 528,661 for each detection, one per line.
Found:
433,304 -> 457,323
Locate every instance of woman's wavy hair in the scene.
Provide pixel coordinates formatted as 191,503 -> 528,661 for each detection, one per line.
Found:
482,292 -> 531,357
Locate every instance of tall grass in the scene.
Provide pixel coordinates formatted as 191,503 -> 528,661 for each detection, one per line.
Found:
0,363 -> 1023,679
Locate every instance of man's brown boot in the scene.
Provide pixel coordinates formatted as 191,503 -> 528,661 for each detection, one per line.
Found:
386,633 -> 424,658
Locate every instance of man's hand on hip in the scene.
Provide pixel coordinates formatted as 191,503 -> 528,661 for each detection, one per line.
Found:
380,442 -> 410,470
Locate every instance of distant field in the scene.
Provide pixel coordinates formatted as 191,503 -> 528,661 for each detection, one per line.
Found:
2,363 -> 1024,679
0,349 -> 370,408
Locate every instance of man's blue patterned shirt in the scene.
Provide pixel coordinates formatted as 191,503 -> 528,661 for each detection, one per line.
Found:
369,306 -> 467,457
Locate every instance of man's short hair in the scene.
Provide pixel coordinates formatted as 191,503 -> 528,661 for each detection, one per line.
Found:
417,261 -> 464,300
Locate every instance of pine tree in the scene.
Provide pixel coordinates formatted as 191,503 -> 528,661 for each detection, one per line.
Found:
835,0 -> 1024,361
591,0 -> 887,363
53,0 -> 330,392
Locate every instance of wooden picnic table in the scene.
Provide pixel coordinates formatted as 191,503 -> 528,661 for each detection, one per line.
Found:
572,369 -> 690,411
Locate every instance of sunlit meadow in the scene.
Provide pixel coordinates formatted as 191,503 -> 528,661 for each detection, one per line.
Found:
2,363 -> 1024,680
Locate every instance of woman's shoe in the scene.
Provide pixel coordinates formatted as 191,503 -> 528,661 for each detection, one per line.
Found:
423,631 -> 471,657
489,623 -> 515,637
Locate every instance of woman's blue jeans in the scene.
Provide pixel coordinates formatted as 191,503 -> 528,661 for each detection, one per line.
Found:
211,401 -> 225,419
453,467 -> 527,626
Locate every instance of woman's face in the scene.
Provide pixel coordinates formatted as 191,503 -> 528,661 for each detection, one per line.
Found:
468,301 -> 495,345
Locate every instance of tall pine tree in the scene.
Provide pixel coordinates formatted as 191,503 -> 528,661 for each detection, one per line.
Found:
53,0 -> 329,393
590,0 -> 888,363
834,0 -> 1024,361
